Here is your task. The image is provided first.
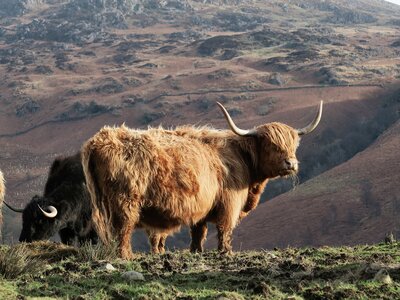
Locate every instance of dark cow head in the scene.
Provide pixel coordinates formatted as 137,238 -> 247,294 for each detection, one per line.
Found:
5,195 -> 59,242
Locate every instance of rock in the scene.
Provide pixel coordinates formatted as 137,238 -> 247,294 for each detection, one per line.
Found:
296,2 -> 377,24
374,269 -> 392,284
93,78 -> 124,94
121,270 -> 145,282
385,232 -> 396,244
16,99 -> 40,117
0,0 -> 44,17
122,77 -> 142,87
140,111 -> 164,125
391,40 -> 400,48
198,29 -> 284,57
165,30 -> 203,43
325,8 -> 377,24
268,73 -> 285,86
317,67 -> 348,85
113,53 -> 139,65
220,49 -> 239,60
34,65 -> 53,75
198,36 -> 240,56
139,63 -> 158,69
211,11 -> 268,32
207,69 -> 233,80
13,17 -> 110,44
56,100 -> 114,121
103,263 -> 116,271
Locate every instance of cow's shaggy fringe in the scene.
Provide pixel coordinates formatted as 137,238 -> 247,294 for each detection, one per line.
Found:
0,244 -> 42,279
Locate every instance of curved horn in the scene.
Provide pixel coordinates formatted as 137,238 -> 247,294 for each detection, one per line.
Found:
217,102 -> 257,136
297,101 -> 323,136
38,204 -> 58,218
4,201 -> 24,213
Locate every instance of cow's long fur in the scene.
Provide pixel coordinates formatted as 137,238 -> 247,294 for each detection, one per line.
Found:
18,153 -> 98,245
82,120 -> 301,259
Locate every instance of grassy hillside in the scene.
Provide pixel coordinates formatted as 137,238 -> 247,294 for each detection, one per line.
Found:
0,241 -> 399,299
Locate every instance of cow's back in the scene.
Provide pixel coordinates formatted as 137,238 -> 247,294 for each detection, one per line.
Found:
44,153 -> 84,196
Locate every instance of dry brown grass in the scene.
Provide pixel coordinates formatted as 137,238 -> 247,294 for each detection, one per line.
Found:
75,241 -> 120,262
0,244 -> 42,279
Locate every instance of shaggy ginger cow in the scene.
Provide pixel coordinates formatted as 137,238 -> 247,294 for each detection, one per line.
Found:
82,101 -> 323,259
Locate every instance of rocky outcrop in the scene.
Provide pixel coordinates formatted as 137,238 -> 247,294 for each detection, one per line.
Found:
197,29 -> 286,59
0,0 -> 44,17
326,8 -> 376,24
211,12 -> 268,32
14,18 -> 110,44
16,99 -> 41,117
317,67 -> 348,85
56,101 -> 115,121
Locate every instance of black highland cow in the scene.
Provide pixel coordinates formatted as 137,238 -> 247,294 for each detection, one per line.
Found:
5,153 -> 98,245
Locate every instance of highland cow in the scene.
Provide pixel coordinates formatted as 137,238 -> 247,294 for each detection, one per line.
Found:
5,153 -> 98,245
82,101 -> 323,259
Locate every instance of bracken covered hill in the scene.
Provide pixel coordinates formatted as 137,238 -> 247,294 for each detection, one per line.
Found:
0,0 -> 399,248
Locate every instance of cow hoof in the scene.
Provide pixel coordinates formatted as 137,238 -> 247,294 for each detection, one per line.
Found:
120,250 -> 136,260
190,246 -> 203,253
220,249 -> 233,256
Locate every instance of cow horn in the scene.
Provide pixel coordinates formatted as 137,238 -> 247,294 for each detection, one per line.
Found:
297,101 -> 323,136
4,201 -> 24,213
38,204 -> 58,218
217,102 -> 257,136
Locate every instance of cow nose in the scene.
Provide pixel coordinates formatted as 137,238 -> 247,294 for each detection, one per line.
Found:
285,159 -> 298,171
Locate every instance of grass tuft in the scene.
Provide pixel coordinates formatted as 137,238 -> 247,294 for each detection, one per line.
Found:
0,244 -> 42,279
76,241 -> 120,262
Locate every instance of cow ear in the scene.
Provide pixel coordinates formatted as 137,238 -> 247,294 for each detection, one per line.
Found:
49,158 -> 62,175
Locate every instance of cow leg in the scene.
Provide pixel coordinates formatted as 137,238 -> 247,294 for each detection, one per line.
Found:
158,233 -> 167,254
89,229 -> 99,245
118,222 -> 135,260
217,225 -> 233,255
78,229 -> 98,246
59,228 -> 76,245
190,221 -> 208,253
147,230 -> 161,254
113,202 -> 141,260
216,193 -> 245,255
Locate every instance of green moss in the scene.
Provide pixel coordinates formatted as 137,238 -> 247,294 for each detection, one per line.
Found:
0,279 -> 18,299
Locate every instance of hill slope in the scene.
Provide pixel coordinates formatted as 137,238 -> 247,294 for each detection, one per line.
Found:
232,118 -> 400,250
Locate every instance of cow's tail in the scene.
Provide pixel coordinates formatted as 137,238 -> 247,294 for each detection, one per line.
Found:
81,143 -> 115,245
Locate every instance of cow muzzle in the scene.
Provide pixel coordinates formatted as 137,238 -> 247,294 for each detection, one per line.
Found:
283,158 -> 298,173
